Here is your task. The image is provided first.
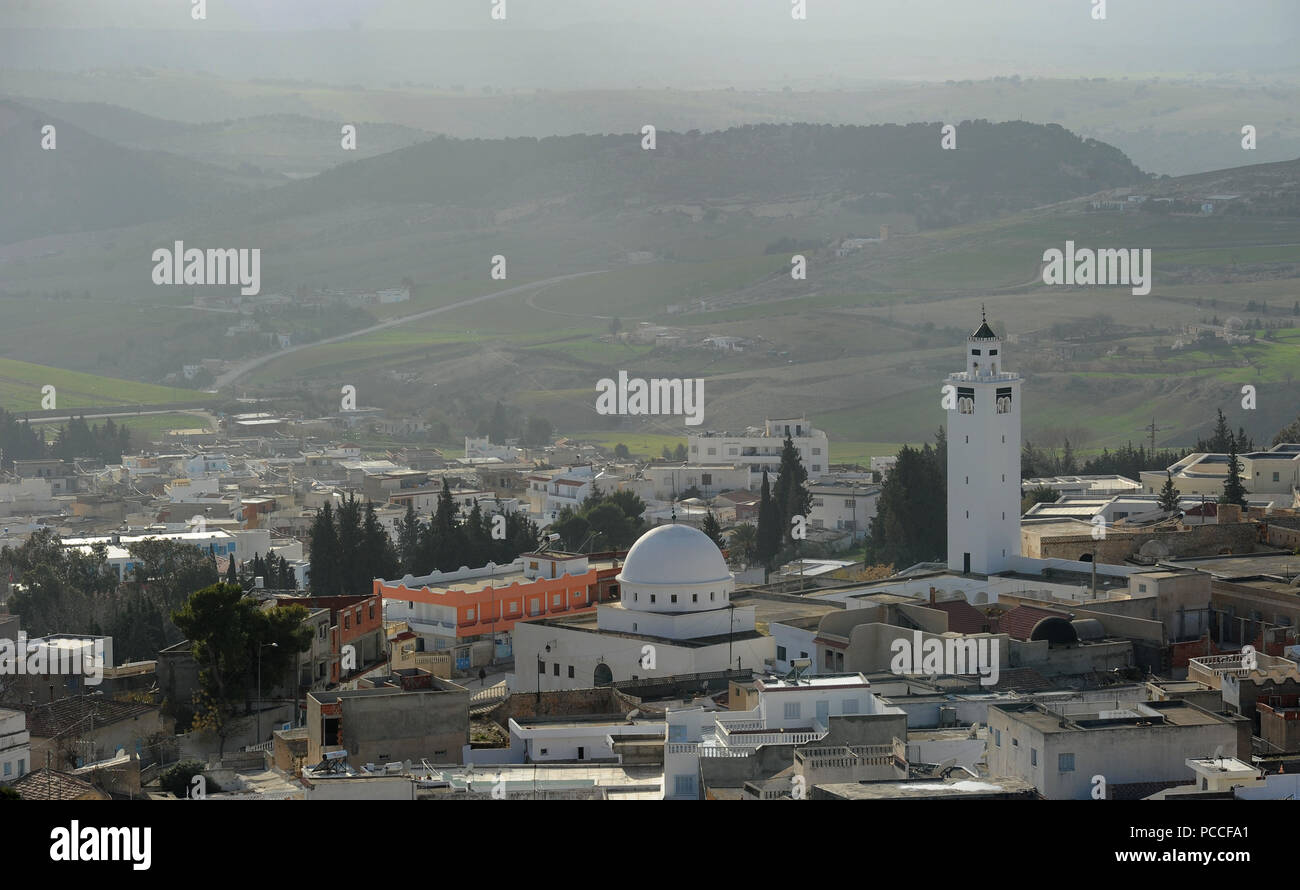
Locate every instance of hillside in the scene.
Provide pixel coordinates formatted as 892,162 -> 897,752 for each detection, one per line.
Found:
0,100 -> 255,245
248,120 -> 1148,228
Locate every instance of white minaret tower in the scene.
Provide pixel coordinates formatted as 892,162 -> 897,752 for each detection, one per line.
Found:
946,309 -> 1021,575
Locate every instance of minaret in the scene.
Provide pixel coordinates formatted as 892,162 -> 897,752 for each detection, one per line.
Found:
946,308 -> 1022,575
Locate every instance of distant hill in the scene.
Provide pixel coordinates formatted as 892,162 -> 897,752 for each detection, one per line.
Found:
249,120 -> 1149,229
2,97 -> 435,178
0,99 -> 253,245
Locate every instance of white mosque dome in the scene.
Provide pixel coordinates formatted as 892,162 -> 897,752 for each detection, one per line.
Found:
617,524 -> 732,588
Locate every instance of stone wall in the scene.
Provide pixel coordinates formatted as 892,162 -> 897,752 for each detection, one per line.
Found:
1034,522 -> 1260,564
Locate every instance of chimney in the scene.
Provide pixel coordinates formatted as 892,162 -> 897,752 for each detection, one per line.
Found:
929,586 -> 936,605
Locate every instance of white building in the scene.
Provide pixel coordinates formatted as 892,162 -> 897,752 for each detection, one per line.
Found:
986,699 -> 1240,800
663,673 -> 905,799
0,709 -> 31,784
689,418 -> 829,480
525,466 -> 595,523
464,437 -> 523,462
947,317 -> 1021,575
512,524 -> 772,692
1139,444 -> 1300,498
807,483 -> 878,540
639,463 -> 753,500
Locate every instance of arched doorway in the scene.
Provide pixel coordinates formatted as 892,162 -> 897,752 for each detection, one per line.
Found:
1078,553 -> 1093,562
593,663 -> 613,687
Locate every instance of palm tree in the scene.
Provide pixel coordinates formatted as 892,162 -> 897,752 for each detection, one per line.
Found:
729,523 -> 758,567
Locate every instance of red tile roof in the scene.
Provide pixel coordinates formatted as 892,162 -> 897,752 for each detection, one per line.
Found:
929,599 -> 990,635
995,605 -> 1072,642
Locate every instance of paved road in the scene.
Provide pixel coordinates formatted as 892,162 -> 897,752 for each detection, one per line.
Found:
214,271 -> 606,389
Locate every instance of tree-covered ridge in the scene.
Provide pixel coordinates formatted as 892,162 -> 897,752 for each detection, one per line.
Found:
259,120 -> 1146,230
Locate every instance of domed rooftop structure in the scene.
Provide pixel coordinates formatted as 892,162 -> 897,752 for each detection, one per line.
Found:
618,524 -> 731,587
615,524 -> 734,614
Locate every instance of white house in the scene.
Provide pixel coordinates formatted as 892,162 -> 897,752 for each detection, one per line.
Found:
663,673 -> 904,799
807,483 -> 878,540
0,709 -> 30,785
689,418 -> 830,480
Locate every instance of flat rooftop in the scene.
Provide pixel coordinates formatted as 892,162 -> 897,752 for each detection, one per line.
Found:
1164,552 -> 1300,580
994,699 -> 1228,733
817,776 -> 1037,800
381,558 -> 617,595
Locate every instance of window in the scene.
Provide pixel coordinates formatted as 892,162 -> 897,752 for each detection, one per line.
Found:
1001,474 -> 1005,482
994,729 -> 1001,746
842,698 -> 860,714
701,473 -> 712,486
318,624 -> 328,640
407,601 -> 413,610
972,349 -> 982,355
844,499 -> 854,507
538,661 -> 545,674
674,775 -> 697,797
1031,748 -> 1038,767
784,702 -> 801,719
777,645 -> 787,661
1012,738 -> 1019,747
710,592 -> 715,601
1138,583 -> 1147,593
650,594 -> 656,604
3,762 -> 10,777
568,666 -> 574,678
671,594 -> 678,604
553,663 -> 559,676
466,608 -> 475,621
368,603 -> 375,621
16,759 -> 23,776
1274,472 -> 1281,482
825,650 -> 835,669
540,748 -> 548,756
990,349 -> 998,356
812,448 -> 821,455
1059,753 -> 1075,772
965,476 -> 969,484
344,615 -> 351,630
692,593 -> 698,603
669,725 -> 687,742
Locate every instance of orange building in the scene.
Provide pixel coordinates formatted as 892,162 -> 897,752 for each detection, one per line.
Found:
374,551 -> 624,651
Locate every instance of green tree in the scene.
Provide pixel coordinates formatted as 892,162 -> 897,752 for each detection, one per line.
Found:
772,435 -> 811,545
728,522 -> 758,565
396,502 -> 422,574
756,470 -> 782,572
700,512 -> 724,550
308,501 -> 339,595
1220,439 -> 1249,508
171,582 -> 310,754
1157,471 -> 1181,513
865,444 -> 945,570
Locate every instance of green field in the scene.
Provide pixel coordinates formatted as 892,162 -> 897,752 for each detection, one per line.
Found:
32,410 -> 214,444
0,358 -> 214,411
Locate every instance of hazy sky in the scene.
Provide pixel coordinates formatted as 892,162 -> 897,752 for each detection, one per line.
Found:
2,0 -> 1297,89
